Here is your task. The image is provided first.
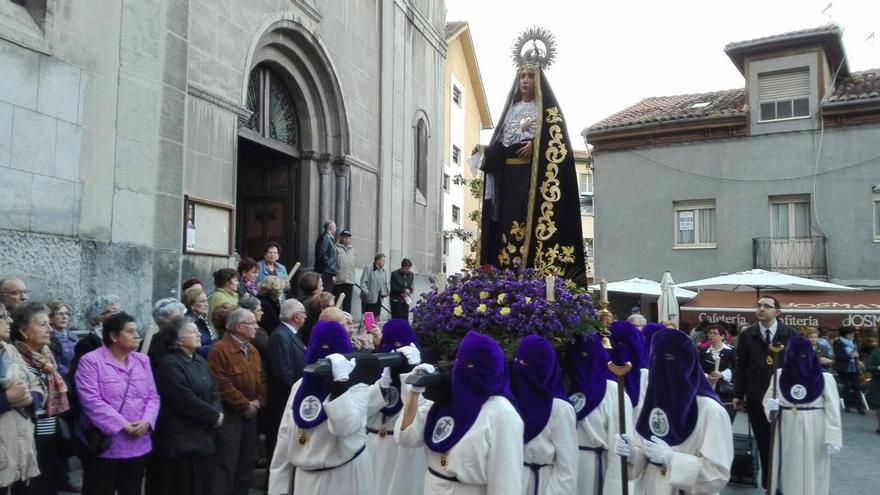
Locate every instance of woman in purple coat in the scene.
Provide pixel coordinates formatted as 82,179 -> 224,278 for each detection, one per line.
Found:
75,312 -> 160,495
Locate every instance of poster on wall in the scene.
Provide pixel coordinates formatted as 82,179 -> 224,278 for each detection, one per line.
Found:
678,210 -> 694,231
183,195 -> 234,257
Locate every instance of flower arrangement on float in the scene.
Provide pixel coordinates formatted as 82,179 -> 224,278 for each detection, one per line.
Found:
411,266 -> 598,360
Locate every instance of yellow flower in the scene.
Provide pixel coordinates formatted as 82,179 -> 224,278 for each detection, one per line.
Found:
497,293 -> 507,304
479,291 -> 490,299
453,306 -> 463,317
500,307 -> 511,316
477,303 -> 487,313
525,297 -> 533,304
452,294 -> 462,304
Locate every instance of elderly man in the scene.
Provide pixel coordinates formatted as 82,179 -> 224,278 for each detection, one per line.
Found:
208,308 -> 267,495
314,221 -> 338,293
0,277 -> 29,311
334,229 -> 357,312
266,299 -> 308,464
360,253 -> 389,319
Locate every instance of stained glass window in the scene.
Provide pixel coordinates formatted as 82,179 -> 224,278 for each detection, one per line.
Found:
244,66 -> 299,148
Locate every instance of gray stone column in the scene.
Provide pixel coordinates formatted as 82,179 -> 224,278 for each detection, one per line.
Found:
334,159 -> 349,229
317,158 -> 332,224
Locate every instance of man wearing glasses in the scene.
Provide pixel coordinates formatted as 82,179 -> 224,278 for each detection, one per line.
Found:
0,277 -> 30,311
733,295 -> 797,489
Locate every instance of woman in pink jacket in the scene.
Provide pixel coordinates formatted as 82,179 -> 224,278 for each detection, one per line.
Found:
75,312 -> 160,495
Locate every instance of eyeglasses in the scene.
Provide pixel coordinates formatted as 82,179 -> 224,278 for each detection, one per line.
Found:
2,290 -> 29,297
755,303 -> 778,309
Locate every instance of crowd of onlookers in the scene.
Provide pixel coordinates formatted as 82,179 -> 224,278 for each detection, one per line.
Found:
0,222 -> 420,495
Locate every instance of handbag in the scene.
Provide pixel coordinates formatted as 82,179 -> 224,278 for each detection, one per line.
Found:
78,374 -> 131,455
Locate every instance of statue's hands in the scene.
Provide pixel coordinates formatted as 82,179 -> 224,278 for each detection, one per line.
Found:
516,140 -> 534,159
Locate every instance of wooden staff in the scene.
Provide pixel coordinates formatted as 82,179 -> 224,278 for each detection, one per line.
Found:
765,343 -> 784,495
609,360 -> 633,495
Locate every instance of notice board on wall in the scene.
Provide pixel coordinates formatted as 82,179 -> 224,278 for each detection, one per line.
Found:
183,195 -> 234,257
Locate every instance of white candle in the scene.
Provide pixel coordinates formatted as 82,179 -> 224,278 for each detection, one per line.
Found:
287,261 -> 301,281
600,278 -> 608,303
545,275 -> 555,302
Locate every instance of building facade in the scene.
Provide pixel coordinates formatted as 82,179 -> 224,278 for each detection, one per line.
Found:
586,25 -> 880,289
442,21 -> 491,274
0,0 -> 446,324
574,150 -> 595,281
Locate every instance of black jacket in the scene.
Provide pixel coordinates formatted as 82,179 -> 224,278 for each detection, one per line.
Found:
699,345 -> 736,397
734,321 -> 798,402
266,324 -> 307,416
314,233 -> 338,276
153,351 -> 222,458
390,269 -> 414,302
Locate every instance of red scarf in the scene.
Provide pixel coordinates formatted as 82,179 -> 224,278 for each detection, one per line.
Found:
15,342 -> 70,416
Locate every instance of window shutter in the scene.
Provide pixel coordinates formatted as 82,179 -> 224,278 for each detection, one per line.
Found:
758,69 -> 809,102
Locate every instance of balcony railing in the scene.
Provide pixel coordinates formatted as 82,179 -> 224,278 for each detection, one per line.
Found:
753,236 -> 827,277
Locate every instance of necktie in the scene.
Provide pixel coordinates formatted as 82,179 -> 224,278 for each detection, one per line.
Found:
765,329 -> 771,344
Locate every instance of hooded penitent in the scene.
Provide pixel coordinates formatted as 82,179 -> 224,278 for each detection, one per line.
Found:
510,335 -> 568,442
291,320 -> 354,428
779,336 -> 825,404
477,65 -> 586,283
377,319 -> 418,417
424,331 -> 514,452
636,329 -> 720,446
565,333 -> 614,421
641,322 -> 666,360
608,321 -> 647,407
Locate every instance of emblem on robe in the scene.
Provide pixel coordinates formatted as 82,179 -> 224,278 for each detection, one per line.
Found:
649,408 -> 669,437
432,416 -> 455,443
570,392 -> 586,413
300,395 -> 322,421
790,384 -> 807,401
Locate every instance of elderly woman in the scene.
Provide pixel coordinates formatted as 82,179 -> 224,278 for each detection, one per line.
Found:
182,286 -> 217,358
0,302 -> 40,492
148,298 -> 187,370
210,303 -> 235,342
208,268 -> 239,322
46,300 -> 77,381
298,272 -> 323,305
10,302 -> 72,495
510,335 -> 578,495
257,241 -> 289,287
257,276 -> 284,334
237,258 -> 260,298
615,329 -> 733,495
72,295 -> 121,376
238,295 -> 267,358
396,331 -> 524,494
146,318 -> 223,495
76,312 -> 160,495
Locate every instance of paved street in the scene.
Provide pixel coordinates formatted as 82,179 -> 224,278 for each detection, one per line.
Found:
722,409 -> 880,494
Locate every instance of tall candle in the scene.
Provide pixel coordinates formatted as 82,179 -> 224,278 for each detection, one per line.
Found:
545,275 -> 555,302
600,278 -> 608,303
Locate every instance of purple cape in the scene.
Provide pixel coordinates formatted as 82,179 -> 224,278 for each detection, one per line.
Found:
641,322 -> 666,359
377,319 -> 418,416
291,320 -> 354,428
565,333 -> 613,421
636,329 -> 720,446
779,336 -> 824,404
510,335 -> 568,442
424,331 -> 514,453
609,321 -> 647,407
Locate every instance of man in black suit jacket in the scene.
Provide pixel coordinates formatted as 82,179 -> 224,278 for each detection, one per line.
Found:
265,298 -> 308,462
733,295 -> 798,488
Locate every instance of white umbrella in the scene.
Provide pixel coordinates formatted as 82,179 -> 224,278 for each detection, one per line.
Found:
589,278 -> 697,300
677,269 -> 859,296
658,271 -> 680,326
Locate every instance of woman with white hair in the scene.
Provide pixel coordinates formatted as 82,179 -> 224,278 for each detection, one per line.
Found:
147,297 -> 187,370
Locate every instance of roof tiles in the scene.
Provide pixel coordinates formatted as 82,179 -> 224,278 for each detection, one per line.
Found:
589,89 -> 746,132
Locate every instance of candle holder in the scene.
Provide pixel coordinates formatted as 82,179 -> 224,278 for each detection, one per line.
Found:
596,300 -> 614,349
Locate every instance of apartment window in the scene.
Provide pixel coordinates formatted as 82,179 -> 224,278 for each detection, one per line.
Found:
873,197 -> 880,241
442,173 -> 450,192
579,172 -> 594,216
770,196 -> 810,239
579,196 -> 594,216
452,145 -> 461,165
452,205 -> 461,225
414,117 -> 428,200
674,200 -> 716,247
758,68 -> 810,122
452,85 -> 462,107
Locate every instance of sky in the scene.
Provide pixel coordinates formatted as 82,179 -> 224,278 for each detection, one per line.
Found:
445,0 -> 880,150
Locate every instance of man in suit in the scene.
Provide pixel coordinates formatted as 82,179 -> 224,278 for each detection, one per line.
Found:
266,299 -> 308,462
314,221 -> 338,293
733,295 -> 797,488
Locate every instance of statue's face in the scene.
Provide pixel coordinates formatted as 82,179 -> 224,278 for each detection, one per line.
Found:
519,69 -> 536,100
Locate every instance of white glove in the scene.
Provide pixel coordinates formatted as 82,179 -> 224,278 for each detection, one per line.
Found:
327,353 -> 356,382
644,435 -> 673,465
408,363 -> 436,394
396,343 -> 421,365
614,433 -> 633,459
379,367 -> 392,389
763,398 -> 780,412
825,444 -> 842,456
720,368 -> 732,382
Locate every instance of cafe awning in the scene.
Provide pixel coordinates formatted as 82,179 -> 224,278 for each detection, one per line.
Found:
681,290 -> 880,328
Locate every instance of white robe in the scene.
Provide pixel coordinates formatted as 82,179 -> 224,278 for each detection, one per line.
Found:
367,373 -> 427,495
395,395 -> 524,495
575,380 -> 634,495
521,398 -> 579,495
268,381 -> 373,495
763,371 -> 842,495
628,396 -> 733,495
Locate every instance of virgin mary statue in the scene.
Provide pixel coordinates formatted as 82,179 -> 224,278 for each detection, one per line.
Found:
472,27 -> 586,283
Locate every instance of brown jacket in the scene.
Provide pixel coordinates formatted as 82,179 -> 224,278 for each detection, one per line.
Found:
207,335 -> 267,414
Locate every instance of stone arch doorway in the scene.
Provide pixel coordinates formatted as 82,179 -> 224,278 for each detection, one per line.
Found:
236,18 -> 350,269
